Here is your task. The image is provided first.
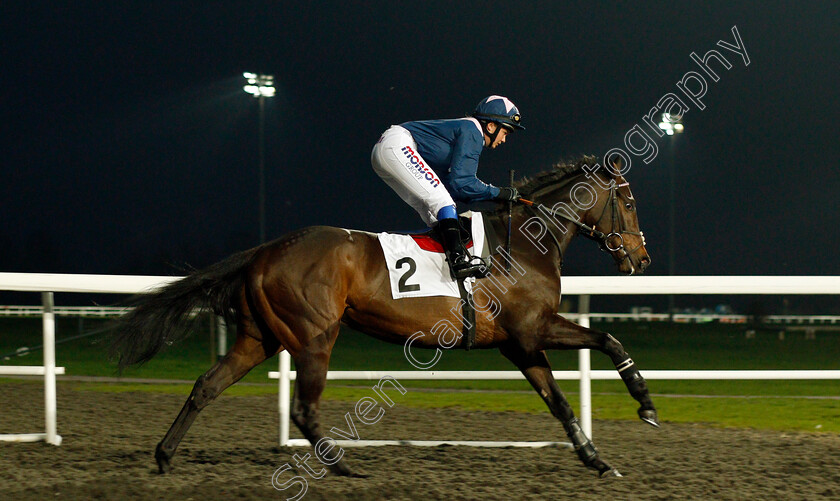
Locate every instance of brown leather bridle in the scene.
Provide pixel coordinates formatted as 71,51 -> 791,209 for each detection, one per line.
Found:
518,180 -> 646,266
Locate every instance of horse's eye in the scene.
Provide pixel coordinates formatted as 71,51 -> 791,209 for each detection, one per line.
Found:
625,203 -> 635,211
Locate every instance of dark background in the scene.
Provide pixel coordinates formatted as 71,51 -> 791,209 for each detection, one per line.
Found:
1,2 -> 837,312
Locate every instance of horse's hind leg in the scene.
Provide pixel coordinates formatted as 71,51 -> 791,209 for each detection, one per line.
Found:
542,314 -> 658,427
500,344 -> 620,477
154,327 -> 278,473
288,323 -> 364,478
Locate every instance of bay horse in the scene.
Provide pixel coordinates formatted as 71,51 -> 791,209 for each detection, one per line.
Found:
110,155 -> 657,478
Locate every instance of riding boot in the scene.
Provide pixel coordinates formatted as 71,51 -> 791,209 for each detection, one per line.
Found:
438,218 -> 489,280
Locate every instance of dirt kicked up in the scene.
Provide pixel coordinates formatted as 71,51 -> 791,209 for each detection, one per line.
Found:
1,382 -> 839,500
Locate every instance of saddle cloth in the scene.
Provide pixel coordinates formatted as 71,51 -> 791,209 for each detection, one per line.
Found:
378,211 -> 487,299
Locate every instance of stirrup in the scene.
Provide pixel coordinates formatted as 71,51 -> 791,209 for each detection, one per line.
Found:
450,255 -> 491,280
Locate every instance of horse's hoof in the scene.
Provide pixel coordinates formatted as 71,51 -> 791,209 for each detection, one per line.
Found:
156,456 -> 171,474
155,444 -> 172,474
329,463 -> 367,478
638,408 -> 660,428
599,468 -> 623,478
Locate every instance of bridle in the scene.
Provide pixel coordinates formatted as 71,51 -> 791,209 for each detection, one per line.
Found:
590,181 -> 647,264
518,180 -> 646,267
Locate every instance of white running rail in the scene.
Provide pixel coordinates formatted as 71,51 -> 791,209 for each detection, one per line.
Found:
0,273 -> 174,446
1,273 -> 839,447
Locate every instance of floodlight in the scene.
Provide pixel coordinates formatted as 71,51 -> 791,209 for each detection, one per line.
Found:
243,72 -> 276,98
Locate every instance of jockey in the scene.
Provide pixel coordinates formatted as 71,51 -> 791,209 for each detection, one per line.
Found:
372,95 -> 524,280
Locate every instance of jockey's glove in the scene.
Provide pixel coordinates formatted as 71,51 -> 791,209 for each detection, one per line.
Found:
495,186 -> 520,202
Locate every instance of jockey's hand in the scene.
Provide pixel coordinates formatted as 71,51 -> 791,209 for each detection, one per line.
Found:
495,186 -> 520,202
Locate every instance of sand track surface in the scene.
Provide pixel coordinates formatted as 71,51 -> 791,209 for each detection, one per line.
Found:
1,382 -> 839,500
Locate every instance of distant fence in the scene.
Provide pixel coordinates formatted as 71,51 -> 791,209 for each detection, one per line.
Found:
0,306 -> 128,317
3,305 -> 840,325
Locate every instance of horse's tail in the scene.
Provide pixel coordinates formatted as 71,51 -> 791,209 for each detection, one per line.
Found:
108,246 -> 261,372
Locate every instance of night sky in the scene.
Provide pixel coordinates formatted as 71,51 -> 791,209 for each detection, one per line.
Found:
2,2 -> 838,310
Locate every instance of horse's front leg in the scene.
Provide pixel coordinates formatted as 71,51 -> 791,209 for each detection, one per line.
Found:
499,344 -> 620,477
540,313 -> 659,427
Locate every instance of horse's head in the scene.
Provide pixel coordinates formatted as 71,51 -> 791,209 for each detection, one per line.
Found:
582,160 -> 651,275
514,156 -> 652,275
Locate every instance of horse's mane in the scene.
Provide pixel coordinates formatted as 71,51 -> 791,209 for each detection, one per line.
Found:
514,155 -> 600,197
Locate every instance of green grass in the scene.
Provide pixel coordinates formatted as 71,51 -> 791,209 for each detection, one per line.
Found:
2,317 -> 839,433
9,378 -> 834,434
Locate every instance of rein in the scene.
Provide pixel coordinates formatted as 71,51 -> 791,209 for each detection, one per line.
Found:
515,181 -> 646,266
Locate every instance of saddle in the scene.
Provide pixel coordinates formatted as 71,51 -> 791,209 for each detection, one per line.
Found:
408,215 -> 475,254
405,213 -> 498,351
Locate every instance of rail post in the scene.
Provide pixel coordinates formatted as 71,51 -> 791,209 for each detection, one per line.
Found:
577,294 -> 593,438
278,350 -> 291,446
42,292 -> 61,445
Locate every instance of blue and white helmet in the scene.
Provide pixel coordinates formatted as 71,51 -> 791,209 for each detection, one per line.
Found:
472,95 -> 525,131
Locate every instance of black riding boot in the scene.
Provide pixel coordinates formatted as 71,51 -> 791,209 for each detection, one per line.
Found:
438,218 -> 489,280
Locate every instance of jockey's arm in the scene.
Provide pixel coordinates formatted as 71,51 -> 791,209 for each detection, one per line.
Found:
447,134 -> 500,202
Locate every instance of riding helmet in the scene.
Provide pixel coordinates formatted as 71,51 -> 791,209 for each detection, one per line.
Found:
471,95 -> 525,131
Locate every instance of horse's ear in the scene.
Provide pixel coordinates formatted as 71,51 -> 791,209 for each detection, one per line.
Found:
610,156 -> 623,172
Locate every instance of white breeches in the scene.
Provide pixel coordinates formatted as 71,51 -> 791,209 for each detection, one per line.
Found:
371,125 -> 455,226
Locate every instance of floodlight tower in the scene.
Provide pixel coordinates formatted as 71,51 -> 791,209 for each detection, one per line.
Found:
243,72 -> 275,244
658,113 -> 684,318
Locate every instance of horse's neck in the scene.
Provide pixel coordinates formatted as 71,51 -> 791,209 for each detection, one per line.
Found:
531,174 -> 592,237
485,193 -> 583,264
